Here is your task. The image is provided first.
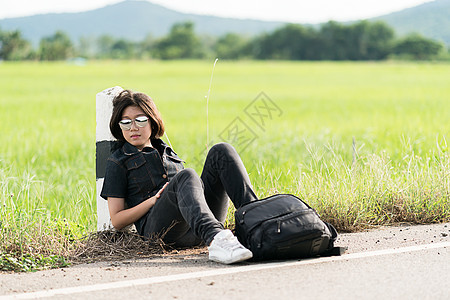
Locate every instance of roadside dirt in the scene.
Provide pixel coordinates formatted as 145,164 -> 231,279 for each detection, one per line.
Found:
0,223 -> 449,296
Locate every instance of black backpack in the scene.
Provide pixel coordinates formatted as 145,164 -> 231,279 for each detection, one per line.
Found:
234,194 -> 344,261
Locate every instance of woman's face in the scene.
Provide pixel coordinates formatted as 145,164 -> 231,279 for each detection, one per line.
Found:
120,105 -> 152,150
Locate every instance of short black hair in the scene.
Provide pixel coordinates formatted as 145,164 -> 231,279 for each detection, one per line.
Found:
110,89 -> 165,141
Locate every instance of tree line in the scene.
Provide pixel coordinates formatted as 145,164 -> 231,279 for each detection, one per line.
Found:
0,20 -> 447,61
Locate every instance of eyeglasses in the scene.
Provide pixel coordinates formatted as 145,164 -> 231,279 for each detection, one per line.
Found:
119,116 -> 149,131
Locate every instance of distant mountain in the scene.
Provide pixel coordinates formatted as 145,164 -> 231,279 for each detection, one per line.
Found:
0,0 -> 284,46
0,0 -> 449,47
373,0 -> 450,45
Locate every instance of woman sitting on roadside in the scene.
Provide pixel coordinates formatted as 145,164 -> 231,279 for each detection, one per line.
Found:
101,89 -> 258,264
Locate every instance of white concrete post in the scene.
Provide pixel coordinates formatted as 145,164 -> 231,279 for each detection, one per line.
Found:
96,86 -> 123,231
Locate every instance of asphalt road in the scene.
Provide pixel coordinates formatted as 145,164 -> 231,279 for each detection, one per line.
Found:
1,223 -> 449,300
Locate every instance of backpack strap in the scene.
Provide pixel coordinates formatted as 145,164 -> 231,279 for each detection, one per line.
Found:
321,246 -> 348,256
321,222 -> 347,256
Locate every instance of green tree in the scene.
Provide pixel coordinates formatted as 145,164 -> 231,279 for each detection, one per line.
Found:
214,33 -> 250,59
39,31 -> 74,60
393,33 -> 443,60
153,22 -> 204,59
320,21 -> 349,60
94,35 -> 141,59
139,34 -> 155,59
110,39 -> 136,59
343,21 -> 394,60
314,20 -> 395,60
364,21 -> 395,60
96,35 -> 115,58
0,28 -> 32,60
253,24 -> 319,60
78,36 -> 96,58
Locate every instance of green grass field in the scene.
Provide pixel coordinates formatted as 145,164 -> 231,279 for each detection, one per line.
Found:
1,60 -> 449,270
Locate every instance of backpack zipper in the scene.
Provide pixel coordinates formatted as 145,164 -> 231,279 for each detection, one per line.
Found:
258,209 -> 317,247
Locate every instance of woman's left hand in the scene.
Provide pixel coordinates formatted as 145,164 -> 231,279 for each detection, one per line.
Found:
108,182 -> 169,230
153,182 -> 169,201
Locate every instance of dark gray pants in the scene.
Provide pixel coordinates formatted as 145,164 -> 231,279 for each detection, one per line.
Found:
142,143 -> 258,247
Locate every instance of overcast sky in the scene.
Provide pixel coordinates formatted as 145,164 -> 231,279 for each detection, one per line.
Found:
0,0 -> 434,23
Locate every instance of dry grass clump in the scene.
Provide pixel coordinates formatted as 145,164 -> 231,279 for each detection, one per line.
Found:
70,229 -> 172,263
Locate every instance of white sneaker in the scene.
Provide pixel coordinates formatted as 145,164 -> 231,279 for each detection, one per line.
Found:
208,229 -> 253,264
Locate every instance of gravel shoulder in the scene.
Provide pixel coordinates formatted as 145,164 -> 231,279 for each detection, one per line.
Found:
0,222 -> 448,296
